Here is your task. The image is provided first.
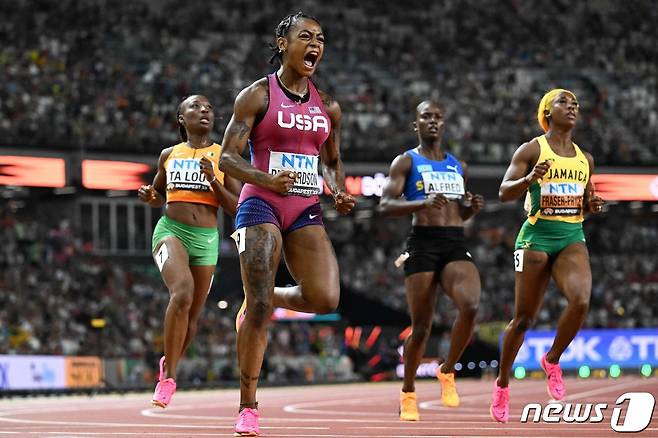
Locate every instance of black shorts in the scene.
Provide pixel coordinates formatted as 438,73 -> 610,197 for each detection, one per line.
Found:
403,226 -> 474,277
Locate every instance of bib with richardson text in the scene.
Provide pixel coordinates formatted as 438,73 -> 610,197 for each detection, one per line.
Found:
268,151 -> 320,196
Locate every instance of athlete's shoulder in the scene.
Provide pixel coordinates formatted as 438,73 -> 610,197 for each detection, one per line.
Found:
403,147 -> 418,158
157,145 -> 176,165
162,144 -> 179,155
317,89 -> 340,117
245,76 -> 269,92
231,77 -> 269,120
515,137 -> 541,159
235,77 -> 268,106
389,151 -> 413,175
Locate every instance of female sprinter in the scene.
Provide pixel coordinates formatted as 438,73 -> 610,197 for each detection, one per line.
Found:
218,12 -> 356,436
138,95 -> 241,408
490,89 -> 604,422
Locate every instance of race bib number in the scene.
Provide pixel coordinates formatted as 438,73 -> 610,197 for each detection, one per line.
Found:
268,151 -> 320,196
166,158 -> 211,191
231,227 -> 246,254
155,243 -> 169,272
514,249 -> 524,272
421,171 -> 465,200
539,182 -> 584,216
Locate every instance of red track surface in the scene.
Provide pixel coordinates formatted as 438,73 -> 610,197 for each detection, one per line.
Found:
0,376 -> 656,437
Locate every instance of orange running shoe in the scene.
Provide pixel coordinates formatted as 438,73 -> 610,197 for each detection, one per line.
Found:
437,365 -> 460,407
399,390 -> 420,421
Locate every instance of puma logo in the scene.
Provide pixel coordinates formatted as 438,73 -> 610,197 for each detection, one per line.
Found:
446,165 -> 458,172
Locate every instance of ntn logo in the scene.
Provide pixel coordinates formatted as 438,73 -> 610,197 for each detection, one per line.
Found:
169,158 -> 200,170
278,153 -> 317,170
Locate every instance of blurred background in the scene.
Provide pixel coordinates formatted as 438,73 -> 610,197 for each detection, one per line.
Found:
0,0 -> 656,393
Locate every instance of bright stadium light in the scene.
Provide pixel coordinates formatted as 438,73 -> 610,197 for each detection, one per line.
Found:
514,367 -> 526,379
610,364 -> 622,378
640,364 -> 652,377
578,365 -> 591,378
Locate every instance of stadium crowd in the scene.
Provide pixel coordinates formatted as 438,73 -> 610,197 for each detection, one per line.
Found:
0,0 -> 656,164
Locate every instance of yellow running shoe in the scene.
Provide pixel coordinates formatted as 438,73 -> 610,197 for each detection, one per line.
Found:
437,366 -> 460,407
235,295 -> 247,332
399,390 -> 420,421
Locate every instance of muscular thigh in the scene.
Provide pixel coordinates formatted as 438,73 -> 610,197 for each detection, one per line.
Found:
153,237 -> 193,289
282,225 -> 339,295
235,223 -> 282,297
514,249 -> 552,318
405,272 -> 440,324
551,242 -> 591,301
440,261 -> 480,304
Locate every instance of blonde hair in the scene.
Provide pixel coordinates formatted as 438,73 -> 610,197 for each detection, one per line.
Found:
537,88 -> 577,132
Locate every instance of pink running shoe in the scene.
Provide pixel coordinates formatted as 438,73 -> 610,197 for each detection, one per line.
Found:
157,356 -> 166,380
540,353 -> 566,400
490,381 -> 509,423
235,296 -> 247,332
151,378 -> 176,408
234,407 -> 260,436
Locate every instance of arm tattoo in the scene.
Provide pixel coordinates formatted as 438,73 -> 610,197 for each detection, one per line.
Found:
228,121 -> 251,140
237,121 -> 250,139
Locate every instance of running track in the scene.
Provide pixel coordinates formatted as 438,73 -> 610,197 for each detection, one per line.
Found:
0,377 -> 656,437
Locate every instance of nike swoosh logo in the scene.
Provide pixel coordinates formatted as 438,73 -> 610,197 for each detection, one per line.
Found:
281,103 -> 295,108
207,236 -> 217,244
309,214 -> 319,219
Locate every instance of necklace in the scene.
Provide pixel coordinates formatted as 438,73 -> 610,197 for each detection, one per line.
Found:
277,73 -> 308,98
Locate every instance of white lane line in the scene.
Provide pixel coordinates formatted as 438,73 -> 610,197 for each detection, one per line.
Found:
563,379 -> 654,401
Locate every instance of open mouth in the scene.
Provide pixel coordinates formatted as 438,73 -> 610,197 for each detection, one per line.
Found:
303,52 -> 319,69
